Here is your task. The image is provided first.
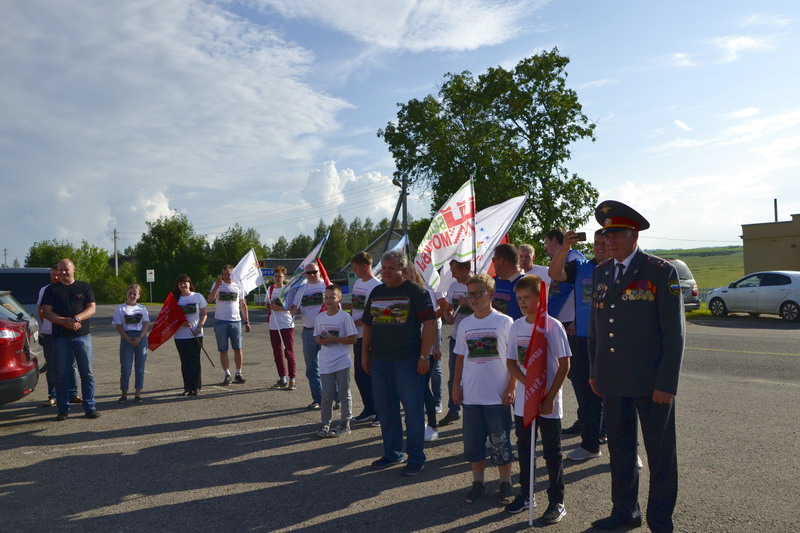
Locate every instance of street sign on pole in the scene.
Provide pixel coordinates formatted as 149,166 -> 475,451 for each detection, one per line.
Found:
146,270 -> 155,303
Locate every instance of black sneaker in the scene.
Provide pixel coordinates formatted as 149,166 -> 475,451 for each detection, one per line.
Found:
465,482 -> 486,504
234,374 -> 246,384
85,410 -> 101,419
353,411 -> 376,423
540,502 -> 566,524
401,462 -> 425,476
371,457 -> 405,470
55,413 -> 68,422
222,375 -> 232,386
438,412 -> 461,426
505,494 -> 531,514
498,481 -> 514,504
270,380 -> 287,390
307,402 -> 320,410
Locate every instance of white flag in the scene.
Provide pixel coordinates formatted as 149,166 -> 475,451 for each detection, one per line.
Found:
372,234 -> 408,278
232,248 -> 265,295
413,179 -> 475,289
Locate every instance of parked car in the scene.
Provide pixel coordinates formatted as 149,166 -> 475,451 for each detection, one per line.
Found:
664,258 -> 700,312
706,271 -> 800,322
0,290 -> 41,406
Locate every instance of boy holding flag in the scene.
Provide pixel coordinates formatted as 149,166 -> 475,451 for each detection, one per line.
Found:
505,275 -> 571,524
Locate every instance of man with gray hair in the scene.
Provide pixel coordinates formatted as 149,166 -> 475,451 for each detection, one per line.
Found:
361,250 -> 436,476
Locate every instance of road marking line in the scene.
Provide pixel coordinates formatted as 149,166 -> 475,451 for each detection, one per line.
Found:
687,346 -> 800,357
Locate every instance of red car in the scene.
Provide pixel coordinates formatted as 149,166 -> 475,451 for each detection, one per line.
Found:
0,290 -> 40,406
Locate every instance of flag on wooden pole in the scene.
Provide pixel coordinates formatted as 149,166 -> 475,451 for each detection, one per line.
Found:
147,293 -> 187,351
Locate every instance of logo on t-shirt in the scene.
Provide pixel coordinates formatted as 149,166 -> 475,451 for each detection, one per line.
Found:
124,313 -> 143,325
369,297 -> 410,325
516,342 -> 529,365
466,335 -> 500,359
352,292 -> 367,310
182,303 -> 197,315
323,329 -> 340,337
219,290 -> 238,302
492,293 -> 511,315
301,292 -> 324,307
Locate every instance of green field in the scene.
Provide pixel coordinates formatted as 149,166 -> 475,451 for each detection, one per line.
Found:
646,246 -> 743,290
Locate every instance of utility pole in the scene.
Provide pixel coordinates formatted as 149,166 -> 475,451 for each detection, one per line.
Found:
383,175 -> 410,256
2,248 -> 7,268
114,228 -> 119,276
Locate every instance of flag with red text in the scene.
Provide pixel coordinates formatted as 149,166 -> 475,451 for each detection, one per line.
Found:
523,280 -> 549,427
147,293 -> 188,351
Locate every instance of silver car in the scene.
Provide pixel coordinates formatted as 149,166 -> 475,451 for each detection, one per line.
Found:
706,271 -> 800,321
664,259 -> 700,312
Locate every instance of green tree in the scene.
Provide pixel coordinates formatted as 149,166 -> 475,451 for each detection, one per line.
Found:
133,213 -> 209,301
287,233 -> 312,258
208,224 -> 267,274
378,47 -> 598,253
271,236 -> 290,258
24,239 -> 76,268
320,215 -> 349,274
73,241 -> 110,284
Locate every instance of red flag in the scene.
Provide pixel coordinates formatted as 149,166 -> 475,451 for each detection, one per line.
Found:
317,259 -> 332,312
523,280 -> 549,427
485,234 -> 510,277
147,293 -> 188,351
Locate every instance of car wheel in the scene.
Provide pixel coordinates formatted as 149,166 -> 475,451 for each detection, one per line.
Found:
748,313 -> 760,317
709,298 -> 728,317
779,301 -> 800,322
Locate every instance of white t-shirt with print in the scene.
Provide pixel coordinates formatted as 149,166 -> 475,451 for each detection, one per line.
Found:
293,280 -> 327,329
505,314 -> 571,419
351,276 -> 382,338
447,280 -> 471,339
314,309 -> 358,374
267,284 -> 294,330
112,303 -> 150,332
213,281 -> 244,321
454,309 -> 513,405
174,292 -> 207,340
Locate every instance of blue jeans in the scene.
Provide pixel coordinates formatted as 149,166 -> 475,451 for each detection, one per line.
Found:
120,331 -> 148,392
446,336 -> 461,416
41,333 -> 78,399
54,334 -> 96,414
302,327 -> 322,403
353,338 -> 375,416
424,357 -> 442,426
371,357 -> 426,466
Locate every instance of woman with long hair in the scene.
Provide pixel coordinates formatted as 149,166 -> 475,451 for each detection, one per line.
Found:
172,274 -> 207,396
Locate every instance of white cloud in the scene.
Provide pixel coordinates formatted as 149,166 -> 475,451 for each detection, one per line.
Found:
262,0 -> 547,52
674,120 -> 693,132
723,107 -> 760,120
577,78 -> 619,90
740,13 -> 791,28
713,35 -> 775,63
671,52 -> 697,67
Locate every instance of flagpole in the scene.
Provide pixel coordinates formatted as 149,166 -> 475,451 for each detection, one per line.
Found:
470,177 -> 477,275
529,418 -> 536,526
190,327 -> 215,367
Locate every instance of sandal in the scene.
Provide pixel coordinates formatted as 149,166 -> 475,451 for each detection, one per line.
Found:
41,398 -> 57,407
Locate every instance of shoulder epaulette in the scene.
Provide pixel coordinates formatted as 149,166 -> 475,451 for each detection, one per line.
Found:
646,255 -> 667,268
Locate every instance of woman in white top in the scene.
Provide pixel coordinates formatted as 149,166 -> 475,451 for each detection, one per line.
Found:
172,274 -> 207,396
112,284 -> 151,403
267,266 -> 296,390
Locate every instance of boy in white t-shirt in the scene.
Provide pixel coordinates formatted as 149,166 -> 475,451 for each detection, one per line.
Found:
452,274 -> 516,505
504,274 -> 571,524
314,285 -> 358,438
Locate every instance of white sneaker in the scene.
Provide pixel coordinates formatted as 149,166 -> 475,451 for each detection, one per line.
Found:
637,455 -> 643,469
424,425 -> 439,441
567,447 -> 602,461
435,402 -> 443,414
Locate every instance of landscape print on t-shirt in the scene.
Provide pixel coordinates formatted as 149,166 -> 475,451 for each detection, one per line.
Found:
492,293 -> 511,315
219,291 -> 238,302
124,313 -> 143,325
369,297 -> 410,324
323,329 -> 340,337
352,292 -> 367,310
301,291 -> 324,307
516,342 -> 529,365
466,333 -> 500,359
182,303 -> 197,315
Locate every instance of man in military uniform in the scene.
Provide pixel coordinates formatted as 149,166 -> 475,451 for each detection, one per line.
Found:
588,201 -> 684,532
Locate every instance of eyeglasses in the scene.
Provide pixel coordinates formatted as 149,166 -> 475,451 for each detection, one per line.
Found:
305,270 -> 319,275
466,290 -> 488,298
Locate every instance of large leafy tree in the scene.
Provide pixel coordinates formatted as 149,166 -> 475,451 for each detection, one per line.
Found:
25,239 -> 76,268
208,224 -> 267,274
379,48 -> 598,251
133,213 -> 209,301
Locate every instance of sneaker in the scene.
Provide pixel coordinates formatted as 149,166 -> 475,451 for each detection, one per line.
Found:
438,411 -> 461,426
371,456 -> 405,470
330,424 -> 351,437
287,380 -> 297,390
504,494 -> 530,514
134,397 -> 144,404
188,389 -> 199,396
308,402 -> 321,410
424,425 -> 439,442
317,425 -> 331,438
270,380 -> 288,390
498,481 -> 514,505
85,410 -> 101,419
401,462 -> 425,476
234,374 -> 246,384
435,402 -> 443,414
222,375 -> 232,386
371,419 -> 381,427
55,413 -> 68,422
567,447 -> 602,461
353,411 -> 376,423
117,396 -> 127,404
540,502 -> 566,524
637,455 -> 643,469
465,482 -> 486,504
333,401 -> 340,410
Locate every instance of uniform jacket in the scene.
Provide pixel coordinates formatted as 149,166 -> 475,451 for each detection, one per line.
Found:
588,248 -> 684,397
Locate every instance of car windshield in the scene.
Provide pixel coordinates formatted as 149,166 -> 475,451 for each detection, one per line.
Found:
0,292 -> 31,323
668,260 -> 693,280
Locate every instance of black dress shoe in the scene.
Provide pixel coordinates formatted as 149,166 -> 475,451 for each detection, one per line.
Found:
562,421 -> 583,435
591,515 -> 643,530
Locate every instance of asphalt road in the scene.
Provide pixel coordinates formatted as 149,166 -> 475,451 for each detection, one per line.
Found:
1,306 -> 798,532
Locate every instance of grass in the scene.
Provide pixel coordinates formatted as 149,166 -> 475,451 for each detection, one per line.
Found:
647,246 -> 743,289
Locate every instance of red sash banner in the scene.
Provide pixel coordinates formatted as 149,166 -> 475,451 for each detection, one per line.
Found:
147,293 -> 188,351
523,280 -> 549,428
318,258 -> 332,313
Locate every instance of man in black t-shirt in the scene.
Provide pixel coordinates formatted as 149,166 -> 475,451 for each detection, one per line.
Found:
362,250 -> 436,477
42,259 -> 99,420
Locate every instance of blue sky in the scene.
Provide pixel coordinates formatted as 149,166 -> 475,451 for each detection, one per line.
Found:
2,0 -> 798,265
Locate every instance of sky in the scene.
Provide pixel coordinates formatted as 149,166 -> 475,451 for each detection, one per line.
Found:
2,0 -> 799,265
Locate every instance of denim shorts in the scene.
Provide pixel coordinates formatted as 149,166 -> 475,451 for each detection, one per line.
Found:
463,404 -> 513,465
214,320 -> 243,351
